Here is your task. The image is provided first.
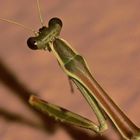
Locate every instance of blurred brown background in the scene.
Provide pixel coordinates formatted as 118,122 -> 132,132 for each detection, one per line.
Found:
0,0 -> 140,140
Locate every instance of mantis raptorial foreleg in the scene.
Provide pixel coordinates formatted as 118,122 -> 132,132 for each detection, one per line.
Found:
29,95 -> 107,133
72,79 -> 107,132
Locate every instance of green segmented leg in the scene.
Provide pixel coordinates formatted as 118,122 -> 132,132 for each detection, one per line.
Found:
29,95 -> 107,133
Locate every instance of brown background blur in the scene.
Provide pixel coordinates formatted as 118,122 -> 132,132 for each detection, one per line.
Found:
0,0 -> 140,140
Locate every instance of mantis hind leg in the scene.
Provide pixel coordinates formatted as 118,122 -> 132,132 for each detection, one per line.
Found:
29,95 -> 108,133
68,76 -> 74,93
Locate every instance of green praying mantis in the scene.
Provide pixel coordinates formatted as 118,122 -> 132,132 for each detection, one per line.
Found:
0,0 -> 140,139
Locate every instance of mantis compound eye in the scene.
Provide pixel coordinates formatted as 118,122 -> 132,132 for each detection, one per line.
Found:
48,17 -> 63,28
27,37 -> 38,50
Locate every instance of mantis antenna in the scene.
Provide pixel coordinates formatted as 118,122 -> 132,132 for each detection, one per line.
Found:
0,0 -> 44,35
0,0 -> 47,35
0,18 -> 36,34
37,0 -> 44,26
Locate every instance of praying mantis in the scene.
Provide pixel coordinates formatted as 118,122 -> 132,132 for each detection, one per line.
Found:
0,1 -> 140,140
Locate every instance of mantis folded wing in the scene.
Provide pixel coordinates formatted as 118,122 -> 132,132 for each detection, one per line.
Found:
27,18 -> 140,140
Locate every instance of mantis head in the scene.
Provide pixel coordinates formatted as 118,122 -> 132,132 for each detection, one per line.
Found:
27,17 -> 63,51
